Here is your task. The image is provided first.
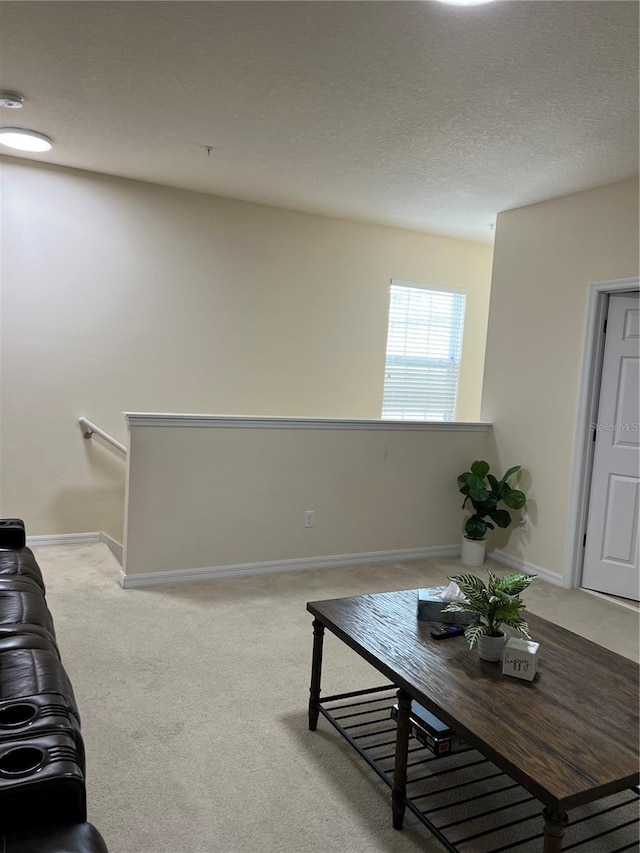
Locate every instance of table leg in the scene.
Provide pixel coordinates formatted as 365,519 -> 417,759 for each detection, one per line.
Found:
308,619 -> 325,731
392,688 -> 411,830
542,807 -> 568,852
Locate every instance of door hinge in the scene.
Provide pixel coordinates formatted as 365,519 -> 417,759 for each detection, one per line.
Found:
592,427 -> 597,442
583,533 -> 587,547
603,318 -> 608,334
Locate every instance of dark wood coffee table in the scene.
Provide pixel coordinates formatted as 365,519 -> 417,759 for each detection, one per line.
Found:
307,590 -> 639,852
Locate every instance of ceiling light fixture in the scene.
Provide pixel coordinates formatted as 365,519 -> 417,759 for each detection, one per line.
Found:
435,0 -> 497,5
0,128 -> 53,152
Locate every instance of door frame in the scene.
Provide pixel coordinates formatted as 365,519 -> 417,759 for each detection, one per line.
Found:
564,277 -> 640,589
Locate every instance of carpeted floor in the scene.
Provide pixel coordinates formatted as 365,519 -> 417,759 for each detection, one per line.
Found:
32,544 -> 640,853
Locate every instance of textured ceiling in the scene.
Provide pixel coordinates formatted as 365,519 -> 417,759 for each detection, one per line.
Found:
0,1 -> 638,243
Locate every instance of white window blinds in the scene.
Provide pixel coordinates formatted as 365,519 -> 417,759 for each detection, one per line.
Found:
382,281 -> 466,421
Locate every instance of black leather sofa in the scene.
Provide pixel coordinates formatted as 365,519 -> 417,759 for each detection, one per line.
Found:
0,519 -> 108,853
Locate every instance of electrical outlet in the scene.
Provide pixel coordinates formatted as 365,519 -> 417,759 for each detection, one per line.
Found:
518,514 -> 529,531
304,510 -> 314,528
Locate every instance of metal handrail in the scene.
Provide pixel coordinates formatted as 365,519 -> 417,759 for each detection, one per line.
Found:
78,417 -> 127,455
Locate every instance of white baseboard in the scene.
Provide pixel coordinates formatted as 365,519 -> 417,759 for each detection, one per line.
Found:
99,533 -> 123,565
26,531 -> 123,565
23,535 -> 565,591
27,532 -> 101,547
489,549 -> 563,587
582,588 -> 640,612
119,544 -> 462,589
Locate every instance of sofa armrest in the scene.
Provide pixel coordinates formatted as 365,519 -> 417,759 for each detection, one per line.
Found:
1,821 -> 108,852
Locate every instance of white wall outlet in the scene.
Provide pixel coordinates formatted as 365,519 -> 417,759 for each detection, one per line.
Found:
304,510 -> 314,528
518,514 -> 529,531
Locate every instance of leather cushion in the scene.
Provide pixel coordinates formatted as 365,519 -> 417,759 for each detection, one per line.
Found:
0,635 -> 60,659
0,590 -> 55,637
0,551 -> 45,594
0,625 -> 57,645
0,579 -> 45,597
0,650 -> 78,721
0,822 -> 108,853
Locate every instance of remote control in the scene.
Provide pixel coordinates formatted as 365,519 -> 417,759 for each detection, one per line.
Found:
430,625 -> 466,639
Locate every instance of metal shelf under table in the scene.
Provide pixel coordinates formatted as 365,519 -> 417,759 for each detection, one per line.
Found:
317,685 -> 640,853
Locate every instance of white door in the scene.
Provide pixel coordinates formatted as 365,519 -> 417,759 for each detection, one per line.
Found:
582,292 -> 640,600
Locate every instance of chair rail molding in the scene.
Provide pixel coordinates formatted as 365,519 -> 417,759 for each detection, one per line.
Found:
124,412 -> 493,432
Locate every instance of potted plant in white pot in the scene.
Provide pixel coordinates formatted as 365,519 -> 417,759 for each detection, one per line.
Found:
458,460 -> 526,567
442,570 -> 536,661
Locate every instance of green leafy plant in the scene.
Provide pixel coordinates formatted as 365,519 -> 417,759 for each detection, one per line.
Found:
442,571 -> 536,648
458,460 -> 526,541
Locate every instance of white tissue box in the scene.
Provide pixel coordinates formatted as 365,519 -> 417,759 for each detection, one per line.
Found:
416,587 -> 476,625
502,637 -> 540,681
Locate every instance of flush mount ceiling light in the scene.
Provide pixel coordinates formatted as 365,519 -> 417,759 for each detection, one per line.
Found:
435,0 -> 497,5
0,128 -> 53,152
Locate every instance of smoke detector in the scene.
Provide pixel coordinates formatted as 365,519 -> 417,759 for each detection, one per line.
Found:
0,92 -> 24,109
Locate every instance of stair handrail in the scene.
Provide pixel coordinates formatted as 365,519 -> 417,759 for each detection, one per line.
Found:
78,417 -> 127,455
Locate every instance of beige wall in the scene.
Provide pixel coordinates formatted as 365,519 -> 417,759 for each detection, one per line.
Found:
482,178 -> 640,578
0,158 -> 492,538
123,419 -> 491,579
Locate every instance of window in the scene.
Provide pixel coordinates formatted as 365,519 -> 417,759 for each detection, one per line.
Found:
382,280 -> 466,421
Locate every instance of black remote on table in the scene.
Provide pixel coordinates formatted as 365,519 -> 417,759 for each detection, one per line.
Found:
430,625 -> 466,639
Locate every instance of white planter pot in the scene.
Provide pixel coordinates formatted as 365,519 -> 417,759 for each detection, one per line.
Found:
477,632 -> 507,662
461,537 -> 486,567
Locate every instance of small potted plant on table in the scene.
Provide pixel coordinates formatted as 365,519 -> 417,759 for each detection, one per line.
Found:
458,461 -> 526,567
442,570 -> 536,661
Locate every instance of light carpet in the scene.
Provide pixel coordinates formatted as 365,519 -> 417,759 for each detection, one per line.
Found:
31,544 -> 640,853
